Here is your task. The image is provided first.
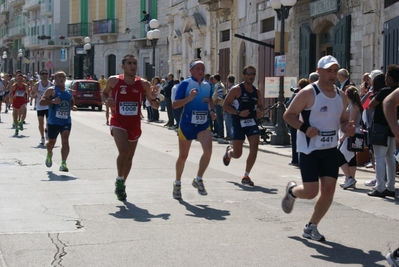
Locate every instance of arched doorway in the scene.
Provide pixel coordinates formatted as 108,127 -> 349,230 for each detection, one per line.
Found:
107,54 -> 116,77
320,25 -> 333,58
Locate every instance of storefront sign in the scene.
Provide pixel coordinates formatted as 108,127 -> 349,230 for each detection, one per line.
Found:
310,0 -> 339,18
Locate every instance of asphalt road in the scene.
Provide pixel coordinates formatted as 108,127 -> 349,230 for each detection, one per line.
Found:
0,106 -> 397,267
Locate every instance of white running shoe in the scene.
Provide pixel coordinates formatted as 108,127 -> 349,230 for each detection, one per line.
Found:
40,138 -> 45,145
303,224 -> 325,241
342,177 -> 357,190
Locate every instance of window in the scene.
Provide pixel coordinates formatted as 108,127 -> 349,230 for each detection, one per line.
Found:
220,30 -> 230,42
196,48 -> 201,59
261,17 -> 274,33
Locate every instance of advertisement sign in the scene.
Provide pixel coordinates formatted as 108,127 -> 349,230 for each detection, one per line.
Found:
264,77 -> 298,98
275,55 -> 286,77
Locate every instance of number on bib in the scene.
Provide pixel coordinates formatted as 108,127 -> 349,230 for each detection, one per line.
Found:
119,102 -> 138,116
191,110 -> 208,124
315,131 -> 337,148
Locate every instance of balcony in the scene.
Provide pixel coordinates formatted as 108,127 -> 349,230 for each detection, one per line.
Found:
67,22 -> 91,41
0,1 -> 8,14
40,0 -> 52,17
9,0 -> 25,8
93,19 -> 118,41
198,0 -> 232,10
23,35 -> 40,48
23,0 -> 41,13
8,26 -> 26,38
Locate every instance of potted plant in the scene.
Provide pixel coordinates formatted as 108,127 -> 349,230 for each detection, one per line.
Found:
48,40 -> 54,45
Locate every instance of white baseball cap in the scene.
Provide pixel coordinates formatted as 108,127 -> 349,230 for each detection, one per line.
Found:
317,55 -> 340,69
369,69 -> 383,81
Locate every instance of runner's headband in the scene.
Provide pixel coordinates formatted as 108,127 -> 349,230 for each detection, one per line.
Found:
190,60 -> 204,69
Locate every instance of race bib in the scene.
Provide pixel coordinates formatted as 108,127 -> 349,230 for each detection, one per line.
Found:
119,102 -> 138,116
15,90 -> 25,97
240,118 -> 256,127
315,131 -> 337,148
191,110 -> 207,124
56,110 -> 69,119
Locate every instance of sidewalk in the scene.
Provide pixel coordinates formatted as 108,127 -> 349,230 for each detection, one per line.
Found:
148,108 -> 376,174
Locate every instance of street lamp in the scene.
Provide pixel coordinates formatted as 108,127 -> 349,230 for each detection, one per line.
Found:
270,0 -> 297,145
84,37 -> 91,78
18,49 -> 23,71
146,19 -> 160,71
2,51 -> 7,73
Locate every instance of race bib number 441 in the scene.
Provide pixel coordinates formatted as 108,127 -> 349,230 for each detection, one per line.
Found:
191,110 -> 207,124
315,131 -> 337,148
119,102 -> 138,116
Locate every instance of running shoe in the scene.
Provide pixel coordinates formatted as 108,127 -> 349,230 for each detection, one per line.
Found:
173,182 -> 182,199
5,108 -> 7,113
365,162 -> 373,168
12,123 -> 15,129
364,178 -> 376,187
115,179 -> 127,201
14,129 -> 18,136
45,153 -> 53,168
386,248 -> 399,267
192,178 -> 207,195
339,178 -> 348,188
303,223 -> 325,241
223,145 -> 232,166
59,162 -> 69,172
40,138 -> 45,145
282,181 -> 297,214
241,176 -> 254,186
342,177 -> 357,190
18,121 -> 23,131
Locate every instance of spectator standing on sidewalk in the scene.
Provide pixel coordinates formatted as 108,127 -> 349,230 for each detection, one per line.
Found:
285,78 -> 310,166
163,73 -> 175,127
367,65 -> 399,198
171,79 -> 181,129
212,74 -> 226,139
224,74 -> 236,140
282,55 -> 355,241
383,80 -> 399,267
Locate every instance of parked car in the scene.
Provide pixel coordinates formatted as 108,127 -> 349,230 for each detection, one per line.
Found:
69,80 -> 103,111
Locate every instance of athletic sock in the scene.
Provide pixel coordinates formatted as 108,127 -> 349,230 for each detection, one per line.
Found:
175,180 -> 181,185
196,176 -> 202,182
116,176 -> 124,181
244,171 -> 249,177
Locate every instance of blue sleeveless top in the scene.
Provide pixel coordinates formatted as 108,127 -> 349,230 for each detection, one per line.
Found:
48,86 -> 72,125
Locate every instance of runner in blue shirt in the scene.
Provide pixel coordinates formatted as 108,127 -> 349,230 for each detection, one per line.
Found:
172,59 -> 216,199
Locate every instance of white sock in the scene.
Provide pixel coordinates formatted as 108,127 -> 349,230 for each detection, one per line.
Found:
196,176 -> 202,181
175,180 -> 181,185
244,172 -> 249,177
116,176 -> 124,181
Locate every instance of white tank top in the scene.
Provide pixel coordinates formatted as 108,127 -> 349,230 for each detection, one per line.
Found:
36,81 -> 52,111
297,83 -> 343,155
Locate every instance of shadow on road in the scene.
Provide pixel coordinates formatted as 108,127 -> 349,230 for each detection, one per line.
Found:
289,236 -> 386,266
109,201 -> 170,222
43,171 -> 78,181
177,199 -> 230,221
227,181 -> 278,194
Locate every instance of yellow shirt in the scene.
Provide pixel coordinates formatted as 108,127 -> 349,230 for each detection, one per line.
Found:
99,78 -> 107,90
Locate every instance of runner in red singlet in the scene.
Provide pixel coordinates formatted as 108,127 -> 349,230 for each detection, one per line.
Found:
102,54 -> 159,201
9,73 -> 28,136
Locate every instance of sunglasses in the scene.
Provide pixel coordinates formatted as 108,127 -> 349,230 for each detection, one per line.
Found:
245,72 -> 256,76
40,73 -> 48,75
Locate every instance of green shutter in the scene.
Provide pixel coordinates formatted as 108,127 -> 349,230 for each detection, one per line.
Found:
333,15 -> 351,71
107,0 -> 115,19
81,0 -> 88,23
299,25 -> 316,79
150,0 -> 157,19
